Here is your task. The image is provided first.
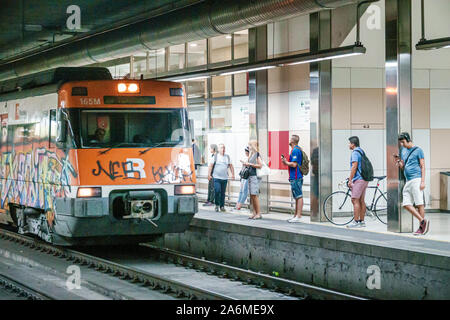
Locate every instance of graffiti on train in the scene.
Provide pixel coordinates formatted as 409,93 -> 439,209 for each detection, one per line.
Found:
152,152 -> 193,184
91,154 -> 193,184
92,158 -> 147,180
0,148 -> 77,210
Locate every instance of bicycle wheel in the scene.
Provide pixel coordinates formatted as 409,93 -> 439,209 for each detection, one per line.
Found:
323,191 -> 354,226
374,192 -> 388,224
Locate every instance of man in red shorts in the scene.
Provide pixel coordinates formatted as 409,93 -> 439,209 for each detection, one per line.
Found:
347,136 -> 369,228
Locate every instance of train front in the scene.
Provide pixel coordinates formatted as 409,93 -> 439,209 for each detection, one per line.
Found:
54,80 -> 198,245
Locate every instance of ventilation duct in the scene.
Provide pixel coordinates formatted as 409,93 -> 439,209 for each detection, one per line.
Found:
0,0 -> 360,81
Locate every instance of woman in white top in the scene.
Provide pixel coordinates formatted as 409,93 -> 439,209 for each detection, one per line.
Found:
241,140 -> 263,219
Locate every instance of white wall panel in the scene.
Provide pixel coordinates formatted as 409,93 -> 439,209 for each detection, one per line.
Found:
332,67 -> 351,88
412,69 -> 430,89
268,92 -> 289,131
430,70 -> 450,89
430,89 -> 450,129
350,68 -> 383,88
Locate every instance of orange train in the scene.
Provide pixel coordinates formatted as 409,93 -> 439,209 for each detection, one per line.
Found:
0,67 -> 197,245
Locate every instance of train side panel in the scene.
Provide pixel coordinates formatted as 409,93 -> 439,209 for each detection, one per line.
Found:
0,94 -> 80,218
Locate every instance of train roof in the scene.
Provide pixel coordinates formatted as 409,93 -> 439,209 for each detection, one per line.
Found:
0,67 -> 112,97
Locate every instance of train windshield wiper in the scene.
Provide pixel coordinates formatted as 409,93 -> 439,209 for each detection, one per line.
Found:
139,141 -> 169,155
98,142 -> 137,155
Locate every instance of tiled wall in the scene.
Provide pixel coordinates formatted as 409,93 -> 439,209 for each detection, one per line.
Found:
331,0 -> 450,209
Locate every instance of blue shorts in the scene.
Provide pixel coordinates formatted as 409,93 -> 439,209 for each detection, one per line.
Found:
290,178 -> 303,199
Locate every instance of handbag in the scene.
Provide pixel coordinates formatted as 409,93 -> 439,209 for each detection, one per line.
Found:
257,160 -> 270,178
239,166 -> 251,179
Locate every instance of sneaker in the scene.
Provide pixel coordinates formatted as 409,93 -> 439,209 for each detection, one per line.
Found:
220,207 -> 226,212
288,217 -> 302,223
346,220 -> 361,228
215,206 -> 219,212
421,219 -> 430,235
414,226 -> 424,235
359,221 -> 366,227
203,202 -> 214,207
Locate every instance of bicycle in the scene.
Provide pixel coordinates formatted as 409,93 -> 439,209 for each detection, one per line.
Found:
323,176 -> 388,226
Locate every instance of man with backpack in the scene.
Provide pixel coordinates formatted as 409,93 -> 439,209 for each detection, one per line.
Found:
282,135 -> 309,223
394,132 -> 429,235
347,136 -> 373,228
208,143 -> 235,212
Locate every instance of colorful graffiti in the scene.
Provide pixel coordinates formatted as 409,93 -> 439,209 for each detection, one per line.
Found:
0,148 -> 77,211
90,153 -> 193,184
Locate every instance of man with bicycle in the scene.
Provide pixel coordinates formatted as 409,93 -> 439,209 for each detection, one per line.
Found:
394,132 -> 429,235
347,136 -> 369,228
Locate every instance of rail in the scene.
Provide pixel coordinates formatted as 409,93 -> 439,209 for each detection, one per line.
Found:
143,244 -> 367,300
0,227 -> 234,300
195,174 -> 311,213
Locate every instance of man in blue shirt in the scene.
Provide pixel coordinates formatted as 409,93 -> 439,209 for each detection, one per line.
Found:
281,135 -> 303,223
394,132 -> 429,235
347,136 -> 369,228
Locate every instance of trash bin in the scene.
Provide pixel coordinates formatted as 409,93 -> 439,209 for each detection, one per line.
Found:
440,172 -> 450,212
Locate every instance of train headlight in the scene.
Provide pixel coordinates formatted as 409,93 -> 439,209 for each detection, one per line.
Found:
117,83 -> 127,93
117,83 -> 140,93
77,187 -> 102,198
174,185 -> 196,195
127,83 -> 139,93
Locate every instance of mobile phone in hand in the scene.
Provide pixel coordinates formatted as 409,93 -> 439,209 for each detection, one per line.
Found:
281,154 -> 285,159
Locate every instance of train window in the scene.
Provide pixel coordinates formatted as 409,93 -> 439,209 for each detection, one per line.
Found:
80,109 -> 189,148
40,110 -> 50,146
0,115 -> 7,147
49,109 -> 57,146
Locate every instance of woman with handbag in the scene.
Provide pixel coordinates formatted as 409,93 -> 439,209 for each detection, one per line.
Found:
242,140 -> 263,219
235,147 -> 250,211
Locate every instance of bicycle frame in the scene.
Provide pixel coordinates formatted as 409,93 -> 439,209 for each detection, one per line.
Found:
340,180 -> 384,212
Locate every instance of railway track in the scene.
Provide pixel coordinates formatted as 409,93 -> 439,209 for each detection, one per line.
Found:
0,273 -> 51,300
0,227 -> 365,300
0,227 -> 286,300
141,244 -> 366,300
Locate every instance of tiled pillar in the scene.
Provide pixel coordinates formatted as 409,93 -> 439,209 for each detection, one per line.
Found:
310,11 -> 332,222
385,0 -> 413,232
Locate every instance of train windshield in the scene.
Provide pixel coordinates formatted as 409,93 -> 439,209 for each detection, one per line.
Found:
79,108 -> 189,149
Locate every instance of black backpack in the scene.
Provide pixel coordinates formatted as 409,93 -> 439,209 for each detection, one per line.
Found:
354,149 -> 374,182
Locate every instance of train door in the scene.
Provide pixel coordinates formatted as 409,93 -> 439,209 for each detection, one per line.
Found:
0,113 -> 8,219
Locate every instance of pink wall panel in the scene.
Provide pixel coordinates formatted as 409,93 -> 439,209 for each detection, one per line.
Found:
269,130 -> 289,170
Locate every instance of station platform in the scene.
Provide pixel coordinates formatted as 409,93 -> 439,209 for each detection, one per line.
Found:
156,206 -> 450,300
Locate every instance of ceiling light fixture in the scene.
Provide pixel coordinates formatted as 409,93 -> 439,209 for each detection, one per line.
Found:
416,37 -> 450,50
416,0 -> 450,50
220,66 -> 275,76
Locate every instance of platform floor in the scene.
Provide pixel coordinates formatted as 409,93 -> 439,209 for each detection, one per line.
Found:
197,205 -> 450,255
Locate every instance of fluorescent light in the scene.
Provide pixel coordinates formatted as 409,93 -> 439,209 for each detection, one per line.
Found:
190,43 -> 198,47
284,52 -> 363,66
415,37 -> 450,50
220,66 -> 275,76
173,76 -> 209,82
226,35 -> 232,39
160,44 -> 366,82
